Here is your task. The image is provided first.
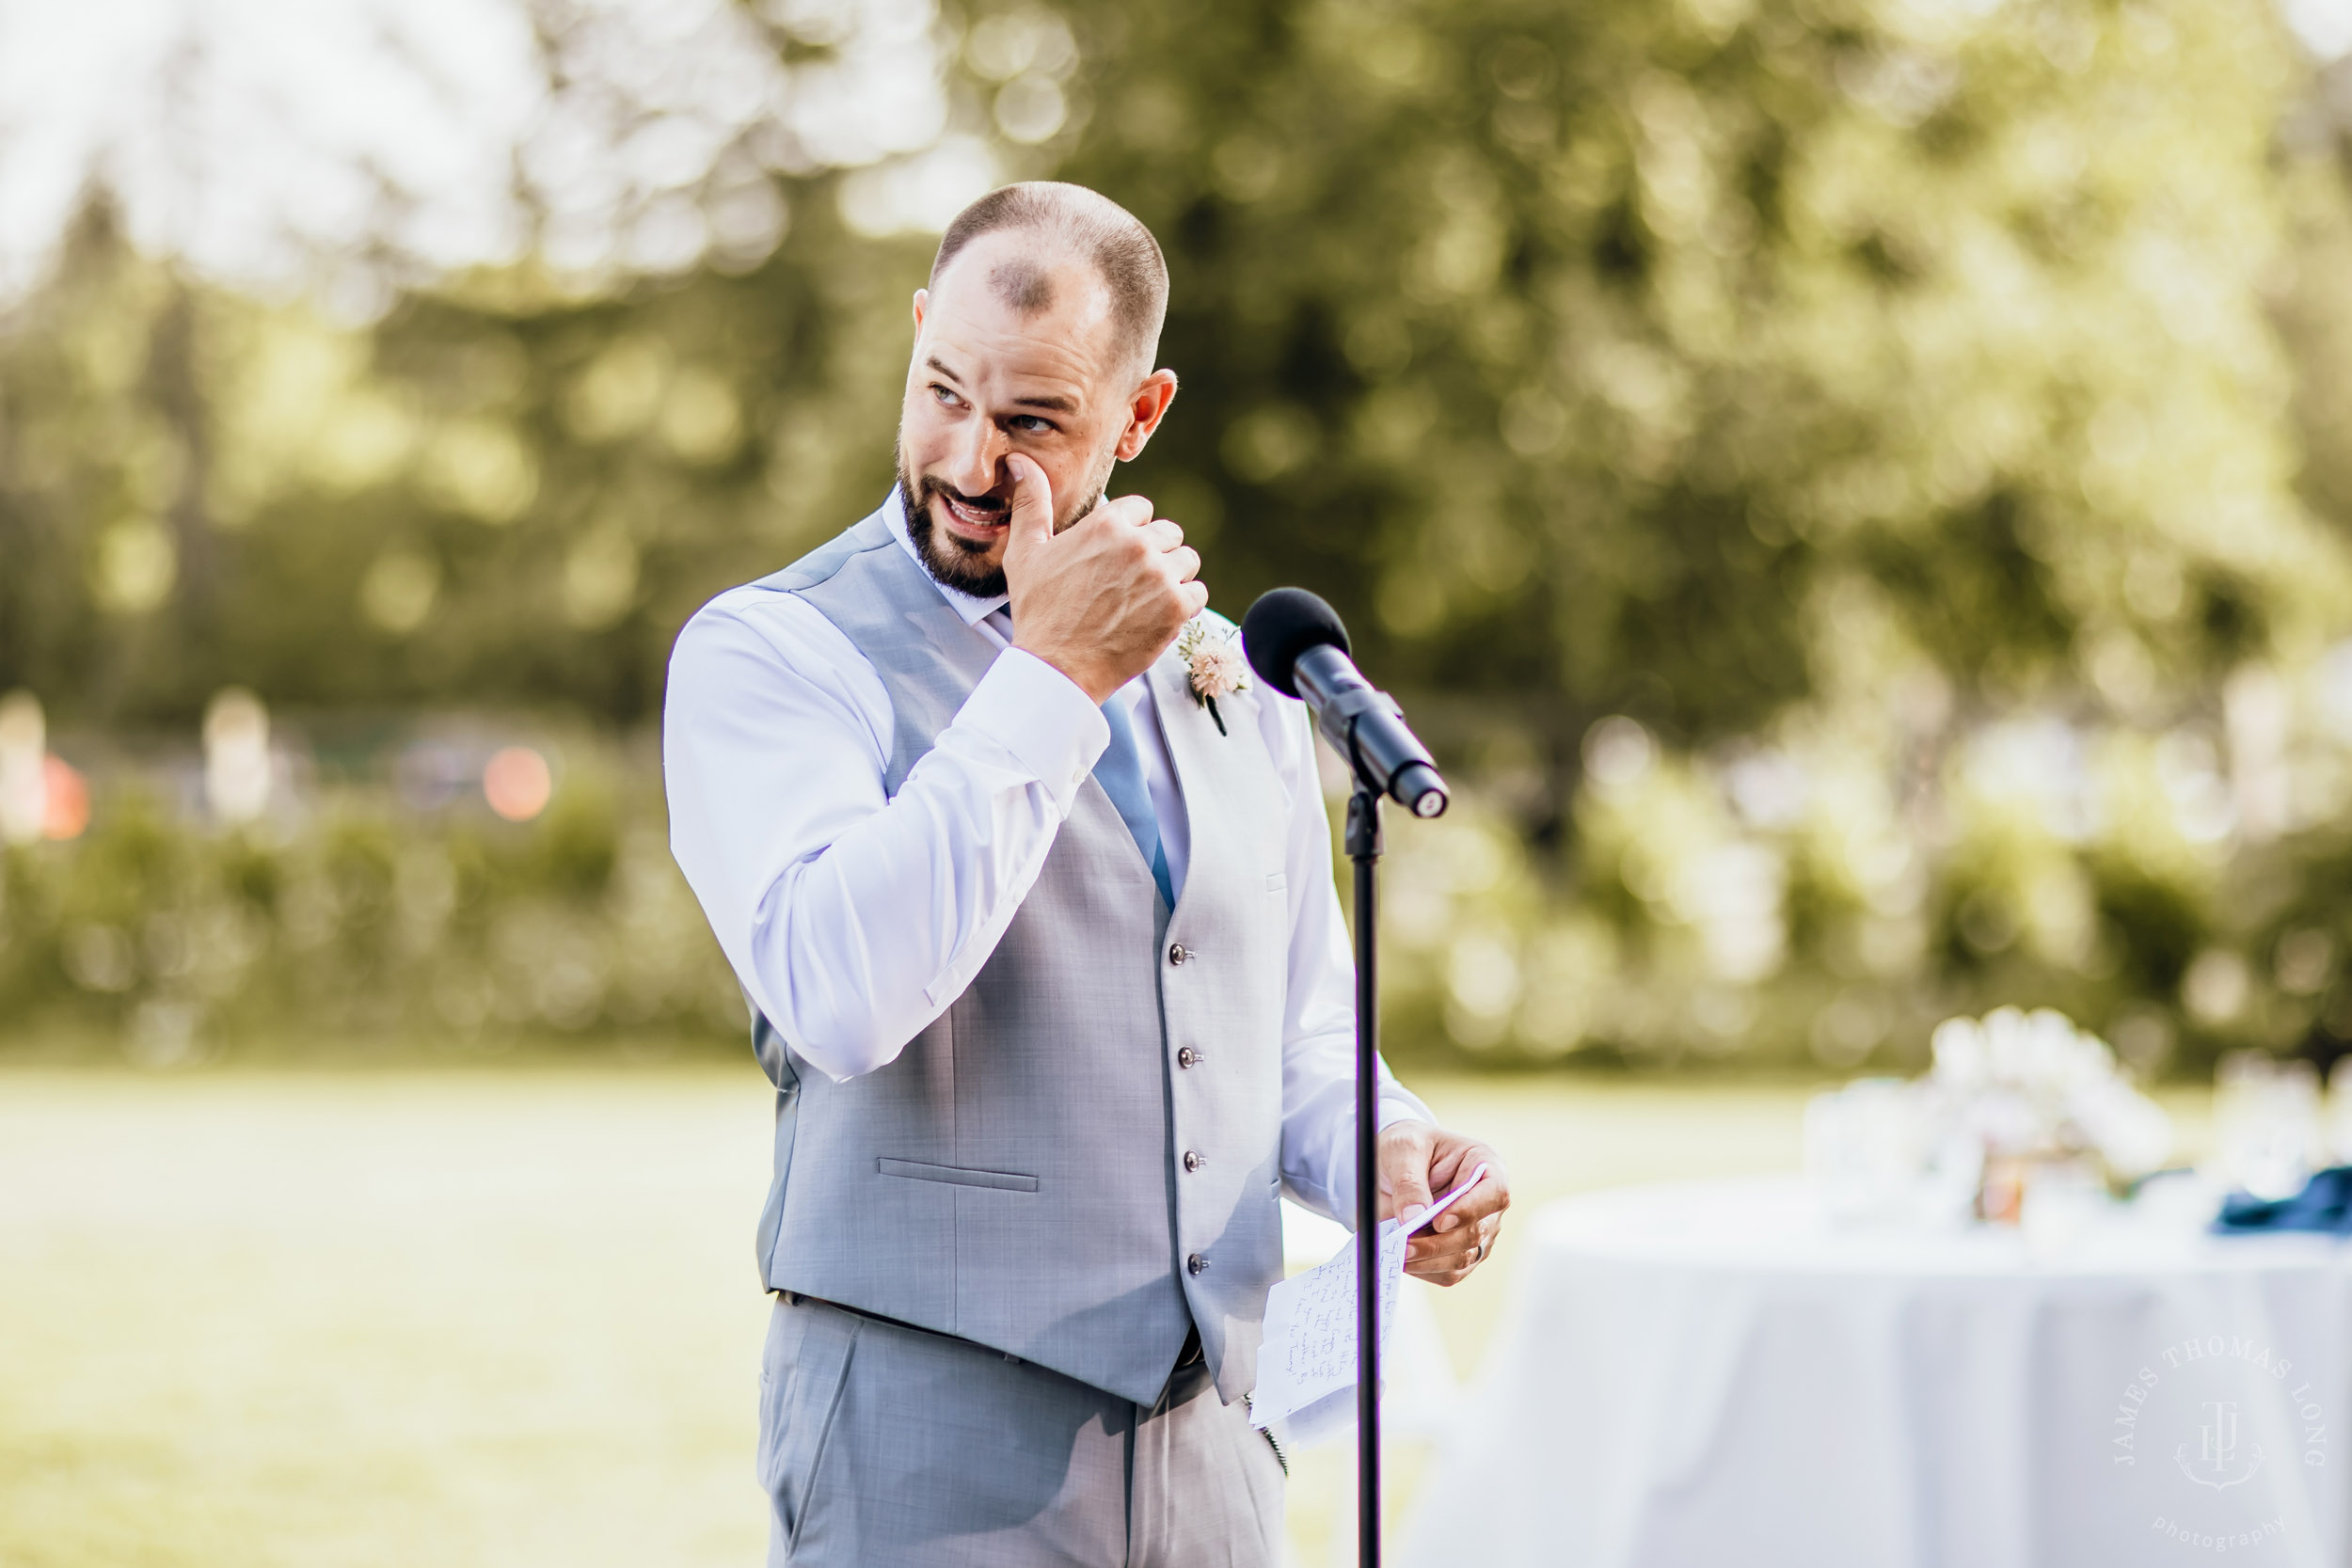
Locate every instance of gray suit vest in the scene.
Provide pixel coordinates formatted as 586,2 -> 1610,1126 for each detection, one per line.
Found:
742,507 -> 1290,1406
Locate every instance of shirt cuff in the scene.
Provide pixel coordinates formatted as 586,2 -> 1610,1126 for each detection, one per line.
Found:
1376,1095 -> 1430,1133
1375,1073 -> 1435,1134
958,646 -> 1110,807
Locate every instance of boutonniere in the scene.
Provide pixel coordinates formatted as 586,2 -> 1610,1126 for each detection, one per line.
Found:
1178,617 -> 1248,736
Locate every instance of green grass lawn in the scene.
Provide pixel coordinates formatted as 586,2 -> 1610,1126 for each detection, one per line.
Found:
0,1066 -> 1970,1565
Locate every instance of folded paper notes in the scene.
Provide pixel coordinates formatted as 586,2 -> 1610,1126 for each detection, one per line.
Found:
1249,1163 -> 1489,1444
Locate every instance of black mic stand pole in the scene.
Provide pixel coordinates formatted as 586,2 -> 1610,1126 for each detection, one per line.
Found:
1345,773 -> 1385,1568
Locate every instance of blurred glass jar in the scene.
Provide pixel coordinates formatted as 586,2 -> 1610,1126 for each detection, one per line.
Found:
1805,1079 -> 1926,1225
2213,1051 -> 2323,1201
2018,1156 -> 2108,1254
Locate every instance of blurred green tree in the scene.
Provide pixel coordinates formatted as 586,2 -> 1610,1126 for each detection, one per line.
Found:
6,0 -> 2338,773
1065,0 -> 2344,822
2279,57 -> 2352,545
8,0 -> 2352,1071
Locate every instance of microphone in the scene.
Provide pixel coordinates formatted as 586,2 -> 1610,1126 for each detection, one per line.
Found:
1241,588 -> 1449,817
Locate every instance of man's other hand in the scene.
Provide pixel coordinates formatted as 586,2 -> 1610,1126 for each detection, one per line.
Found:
1375,1120 -> 1510,1286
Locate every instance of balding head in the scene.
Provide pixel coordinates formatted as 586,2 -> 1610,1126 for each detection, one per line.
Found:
929,182 -> 1168,382
897,182 -> 1180,598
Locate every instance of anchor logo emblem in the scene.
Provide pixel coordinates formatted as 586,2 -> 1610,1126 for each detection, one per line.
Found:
2175,1401 -> 2265,1491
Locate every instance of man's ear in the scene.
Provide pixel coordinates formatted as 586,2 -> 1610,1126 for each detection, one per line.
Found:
1115,370 -> 1180,462
912,289 -> 928,332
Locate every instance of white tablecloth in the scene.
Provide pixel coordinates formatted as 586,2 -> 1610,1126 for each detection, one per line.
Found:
1404,1176 -> 2352,1568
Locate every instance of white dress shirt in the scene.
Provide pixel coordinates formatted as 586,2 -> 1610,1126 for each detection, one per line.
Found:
663,490 -> 1430,1223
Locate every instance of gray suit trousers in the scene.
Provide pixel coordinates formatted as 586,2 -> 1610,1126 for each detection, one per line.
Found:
758,1293 -> 1285,1566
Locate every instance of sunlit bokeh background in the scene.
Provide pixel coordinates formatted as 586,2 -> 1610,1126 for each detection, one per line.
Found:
4,0 -> 2352,1560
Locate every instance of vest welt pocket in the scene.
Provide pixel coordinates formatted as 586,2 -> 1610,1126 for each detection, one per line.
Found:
875,1157 -> 1040,1193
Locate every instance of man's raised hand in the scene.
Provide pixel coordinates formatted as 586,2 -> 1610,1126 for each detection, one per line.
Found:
1002,452 -> 1205,705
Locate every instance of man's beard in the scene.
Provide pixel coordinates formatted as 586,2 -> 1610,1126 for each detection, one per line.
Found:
897,458 -> 1104,601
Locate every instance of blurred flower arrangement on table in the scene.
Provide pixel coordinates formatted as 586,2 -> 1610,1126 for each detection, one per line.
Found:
1799,1006 -> 2175,1228
1932,1006 -> 2176,1220
1797,1005 -> 2352,1232
1923,1007 -> 2175,1188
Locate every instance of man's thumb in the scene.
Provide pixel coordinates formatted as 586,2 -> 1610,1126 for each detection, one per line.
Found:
1004,454 -> 1054,550
1381,1133 -> 1437,1229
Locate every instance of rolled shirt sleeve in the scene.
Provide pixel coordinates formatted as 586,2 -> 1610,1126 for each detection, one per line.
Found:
663,587 -> 1106,1082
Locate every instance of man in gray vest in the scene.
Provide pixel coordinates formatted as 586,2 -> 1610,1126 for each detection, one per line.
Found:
664,182 -> 1510,1566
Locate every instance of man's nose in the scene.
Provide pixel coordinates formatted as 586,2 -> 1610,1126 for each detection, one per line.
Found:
946,418 -> 1006,496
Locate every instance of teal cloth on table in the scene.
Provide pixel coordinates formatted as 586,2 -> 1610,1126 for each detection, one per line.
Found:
2214,1165 -> 2352,1235
1093,694 -> 1175,911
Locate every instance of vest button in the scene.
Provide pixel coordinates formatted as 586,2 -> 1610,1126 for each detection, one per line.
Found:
1184,1149 -> 1204,1172
1187,1253 -> 1208,1275
1177,1047 -> 1200,1069
1168,943 -> 1190,965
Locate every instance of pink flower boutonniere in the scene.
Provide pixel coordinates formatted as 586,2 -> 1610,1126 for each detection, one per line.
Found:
1179,618 -> 1248,736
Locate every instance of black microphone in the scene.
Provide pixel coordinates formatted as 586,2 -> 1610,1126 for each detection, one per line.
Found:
1240,588 -> 1449,818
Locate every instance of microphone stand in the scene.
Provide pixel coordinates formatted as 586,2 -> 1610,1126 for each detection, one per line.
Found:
1344,776 -> 1385,1568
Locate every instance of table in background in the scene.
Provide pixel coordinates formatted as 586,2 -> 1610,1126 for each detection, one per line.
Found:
1405,1176 -> 2352,1568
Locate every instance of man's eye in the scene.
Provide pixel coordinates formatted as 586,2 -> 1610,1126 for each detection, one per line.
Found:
1009,415 -> 1054,434
930,385 -> 962,407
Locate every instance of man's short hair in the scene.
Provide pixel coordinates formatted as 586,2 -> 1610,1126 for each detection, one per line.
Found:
930,182 -> 1168,375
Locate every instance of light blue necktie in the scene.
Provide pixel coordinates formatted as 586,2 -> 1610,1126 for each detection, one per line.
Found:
988,607 -> 1173,910
1096,694 -> 1176,911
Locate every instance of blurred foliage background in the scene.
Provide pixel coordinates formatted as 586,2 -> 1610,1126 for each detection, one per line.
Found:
7,0 -> 2352,1075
